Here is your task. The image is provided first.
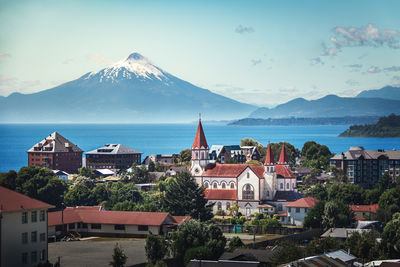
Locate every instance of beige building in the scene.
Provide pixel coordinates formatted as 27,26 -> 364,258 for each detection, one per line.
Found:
0,186 -> 53,267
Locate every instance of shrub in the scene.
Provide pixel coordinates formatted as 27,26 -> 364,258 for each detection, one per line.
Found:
216,209 -> 226,216
230,218 -> 237,225
184,246 -> 213,264
237,216 -> 246,225
229,236 -> 245,251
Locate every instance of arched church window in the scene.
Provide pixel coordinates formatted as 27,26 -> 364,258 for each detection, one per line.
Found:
217,202 -> 222,210
287,183 -> 289,189
247,172 -> 250,178
195,151 -> 198,159
230,182 -> 235,189
226,202 -> 231,210
213,182 -> 218,189
221,182 -> 226,189
280,183 -> 283,189
201,152 -> 204,159
204,182 -> 209,188
242,184 -> 254,200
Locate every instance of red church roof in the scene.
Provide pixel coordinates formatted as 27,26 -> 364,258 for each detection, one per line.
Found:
278,143 -> 289,164
192,119 -> 208,149
204,189 -> 237,200
286,197 -> 318,208
265,143 -> 275,165
203,163 -> 265,178
275,164 -> 295,178
0,186 -> 54,212
349,204 -> 379,213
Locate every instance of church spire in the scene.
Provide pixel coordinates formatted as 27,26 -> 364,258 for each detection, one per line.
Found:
264,143 -> 275,165
278,143 -> 289,164
192,118 -> 208,149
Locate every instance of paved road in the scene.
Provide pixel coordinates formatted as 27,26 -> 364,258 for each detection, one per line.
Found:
48,238 -> 146,267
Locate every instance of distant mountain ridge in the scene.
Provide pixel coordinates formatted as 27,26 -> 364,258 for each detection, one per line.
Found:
0,52 -> 255,123
249,90 -> 400,119
356,86 -> 400,100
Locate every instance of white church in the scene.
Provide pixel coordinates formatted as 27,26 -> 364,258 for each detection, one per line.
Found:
190,119 -> 303,218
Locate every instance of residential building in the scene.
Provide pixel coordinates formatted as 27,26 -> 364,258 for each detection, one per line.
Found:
286,249 -> 356,267
241,146 -> 261,162
0,186 -> 53,267
209,145 -> 255,164
52,170 -> 70,181
142,154 -> 178,165
349,204 -> 379,221
48,206 -> 189,238
330,146 -> 400,187
284,197 -> 318,226
86,144 -> 142,170
27,131 -> 83,173
321,228 -> 371,240
190,119 -> 302,216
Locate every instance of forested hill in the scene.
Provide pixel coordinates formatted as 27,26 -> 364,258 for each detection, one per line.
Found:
339,114 -> 400,137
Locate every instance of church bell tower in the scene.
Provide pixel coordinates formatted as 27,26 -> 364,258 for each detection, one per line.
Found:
191,118 -> 209,176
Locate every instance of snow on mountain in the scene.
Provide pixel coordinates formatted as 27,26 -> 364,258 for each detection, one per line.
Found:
85,52 -> 168,83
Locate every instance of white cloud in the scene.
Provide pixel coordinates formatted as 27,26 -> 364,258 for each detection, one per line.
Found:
367,66 -> 381,73
384,66 -> 400,72
87,54 -> 111,64
235,25 -> 254,34
392,76 -> 400,86
0,75 -> 42,96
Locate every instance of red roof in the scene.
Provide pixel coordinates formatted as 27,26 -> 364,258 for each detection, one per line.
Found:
275,164 -> 295,178
48,208 -> 175,226
278,144 -> 289,164
204,189 -> 237,200
65,206 -> 103,211
276,213 -> 287,217
349,204 -> 379,213
265,143 -> 275,165
192,119 -> 208,149
0,186 -> 54,212
172,216 -> 192,225
203,163 -> 264,178
286,197 -> 318,208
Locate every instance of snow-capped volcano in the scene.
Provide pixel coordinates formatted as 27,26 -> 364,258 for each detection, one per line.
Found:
86,52 -> 168,83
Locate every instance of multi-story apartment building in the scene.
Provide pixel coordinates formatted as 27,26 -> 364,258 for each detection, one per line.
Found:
86,144 -> 142,170
0,186 -> 53,267
27,132 -> 83,173
330,146 -> 400,187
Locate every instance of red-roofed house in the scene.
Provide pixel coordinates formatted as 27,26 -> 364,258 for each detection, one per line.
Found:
349,204 -> 379,220
189,119 -> 302,217
0,186 -> 54,267
285,197 -> 318,226
48,207 -> 181,238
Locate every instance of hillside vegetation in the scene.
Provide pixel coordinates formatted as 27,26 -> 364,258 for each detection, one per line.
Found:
339,113 -> 400,137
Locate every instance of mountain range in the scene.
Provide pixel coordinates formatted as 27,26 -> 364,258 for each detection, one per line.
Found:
0,53 -> 255,123
249,86 -> 400,119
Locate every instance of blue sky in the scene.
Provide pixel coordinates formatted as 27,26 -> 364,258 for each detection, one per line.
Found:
1,0 -> 400,106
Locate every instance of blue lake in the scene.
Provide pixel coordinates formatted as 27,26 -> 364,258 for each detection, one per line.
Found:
1,123 -> 400,172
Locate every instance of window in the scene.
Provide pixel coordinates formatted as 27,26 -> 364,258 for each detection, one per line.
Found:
22,252 -> 28,264
114,224 -> 125,230
296,207 -> 300,213
278,204 -> 283,211
305,208 -> 308,213
40,233 -> 45,242
69,223 -> 75,230
230,183 -> 235,189
226,202 -> 231,210
22,232 -> 28,244
213,182 -> 217,189
91,224 -> 101,229
22,212 -> 28,224
31,211 -> 37,222
40,210 -> 45,221
40,250 -> 46,261
31,251 -> 37,263
138,225 -> 148,231
221,182 -> 226,189
288,207 -> 291,212
247,172 -> 250,178
280,183 -> 283,189
286,183 -> 289,189
31,231 -> 37,243
217,202 -> 222,210
242,184 -> 254,200
82,223 -> 88,229
204,182 -> 209,188
266,191 -> 269,197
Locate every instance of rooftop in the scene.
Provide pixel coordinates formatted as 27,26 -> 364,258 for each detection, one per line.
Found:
86,144 -> 142,155
331,147 -> 400,160
0,186 -> 54,212
27,131 -> 83,153
349,204 -> 379,213
286,197 -> 318,208
203,163 -> 264,178
204,189 -> 237,200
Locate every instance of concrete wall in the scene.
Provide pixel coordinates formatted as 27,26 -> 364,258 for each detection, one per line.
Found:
1,209 -> 48,267
207,200 -> 235,214
203,177 -> 236,189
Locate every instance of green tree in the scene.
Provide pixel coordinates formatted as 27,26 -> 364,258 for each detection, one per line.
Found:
270,142 -> 299,166
91,183 -> 110,205
78,167 -> 96,179
377,186 -> 400,223
270,240 -> 305,266
322,200 -> 354,229
240,138 -> 267,161
108,182 -> 142,209
305,237 -> 340,255
145,232 -> 169,264
179,149 -> 192,163
148,161 -> 156,172
327,183 -> 365,205
109,243 -> 127,267
310,184 -> 328,201
161,171 -> 213,221
64,183 -> 95,206
344,231 -> 380,262
381,212 -> 400,258
303,201 -> 325,229
228,236 -> 245,251
0,170 -> 17,190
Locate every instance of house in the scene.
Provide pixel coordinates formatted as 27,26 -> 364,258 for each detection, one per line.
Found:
241,146 -> 261,162
209,145 -> 247,164
142,154 -> 178,165
52,169 -> 70,181
27,132 -> 83,173
349,204 -> 379,221
330,147 -> 400,187
0,186 -> 53,267
86,144 -> 142,170
286,249 -> 356,267
321,228 -> 371,240
220,247 -> 280,265
94,168 -> 116,177
284,197 -> 318,226
48,206 -> 187,238
190,119 -> 302,216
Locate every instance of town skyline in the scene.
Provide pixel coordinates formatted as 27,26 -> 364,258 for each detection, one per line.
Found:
1,0 -> 400,107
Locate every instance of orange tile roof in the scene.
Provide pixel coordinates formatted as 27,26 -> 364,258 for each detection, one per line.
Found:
172,216 -> 192,225
48,208 -> 175,226
204,189 -> 237,200
203,163 -> 265,178
278,144 -> 289,164
192,119 -> 208,149
265,143 -> 275,165
65,206 -> 103,211
349,204 -> 379,213
275,164 -> 295,178
0,186 -> 54,212
286,197 -> 318,208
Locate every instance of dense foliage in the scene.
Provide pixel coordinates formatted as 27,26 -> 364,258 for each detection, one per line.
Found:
301,141 -> 332,170
339,113 -> 400,137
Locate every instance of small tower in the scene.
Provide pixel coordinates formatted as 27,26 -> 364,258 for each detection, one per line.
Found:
264,143 -> 275,173
278,143 -> 289,166
191,118 -> 209,176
